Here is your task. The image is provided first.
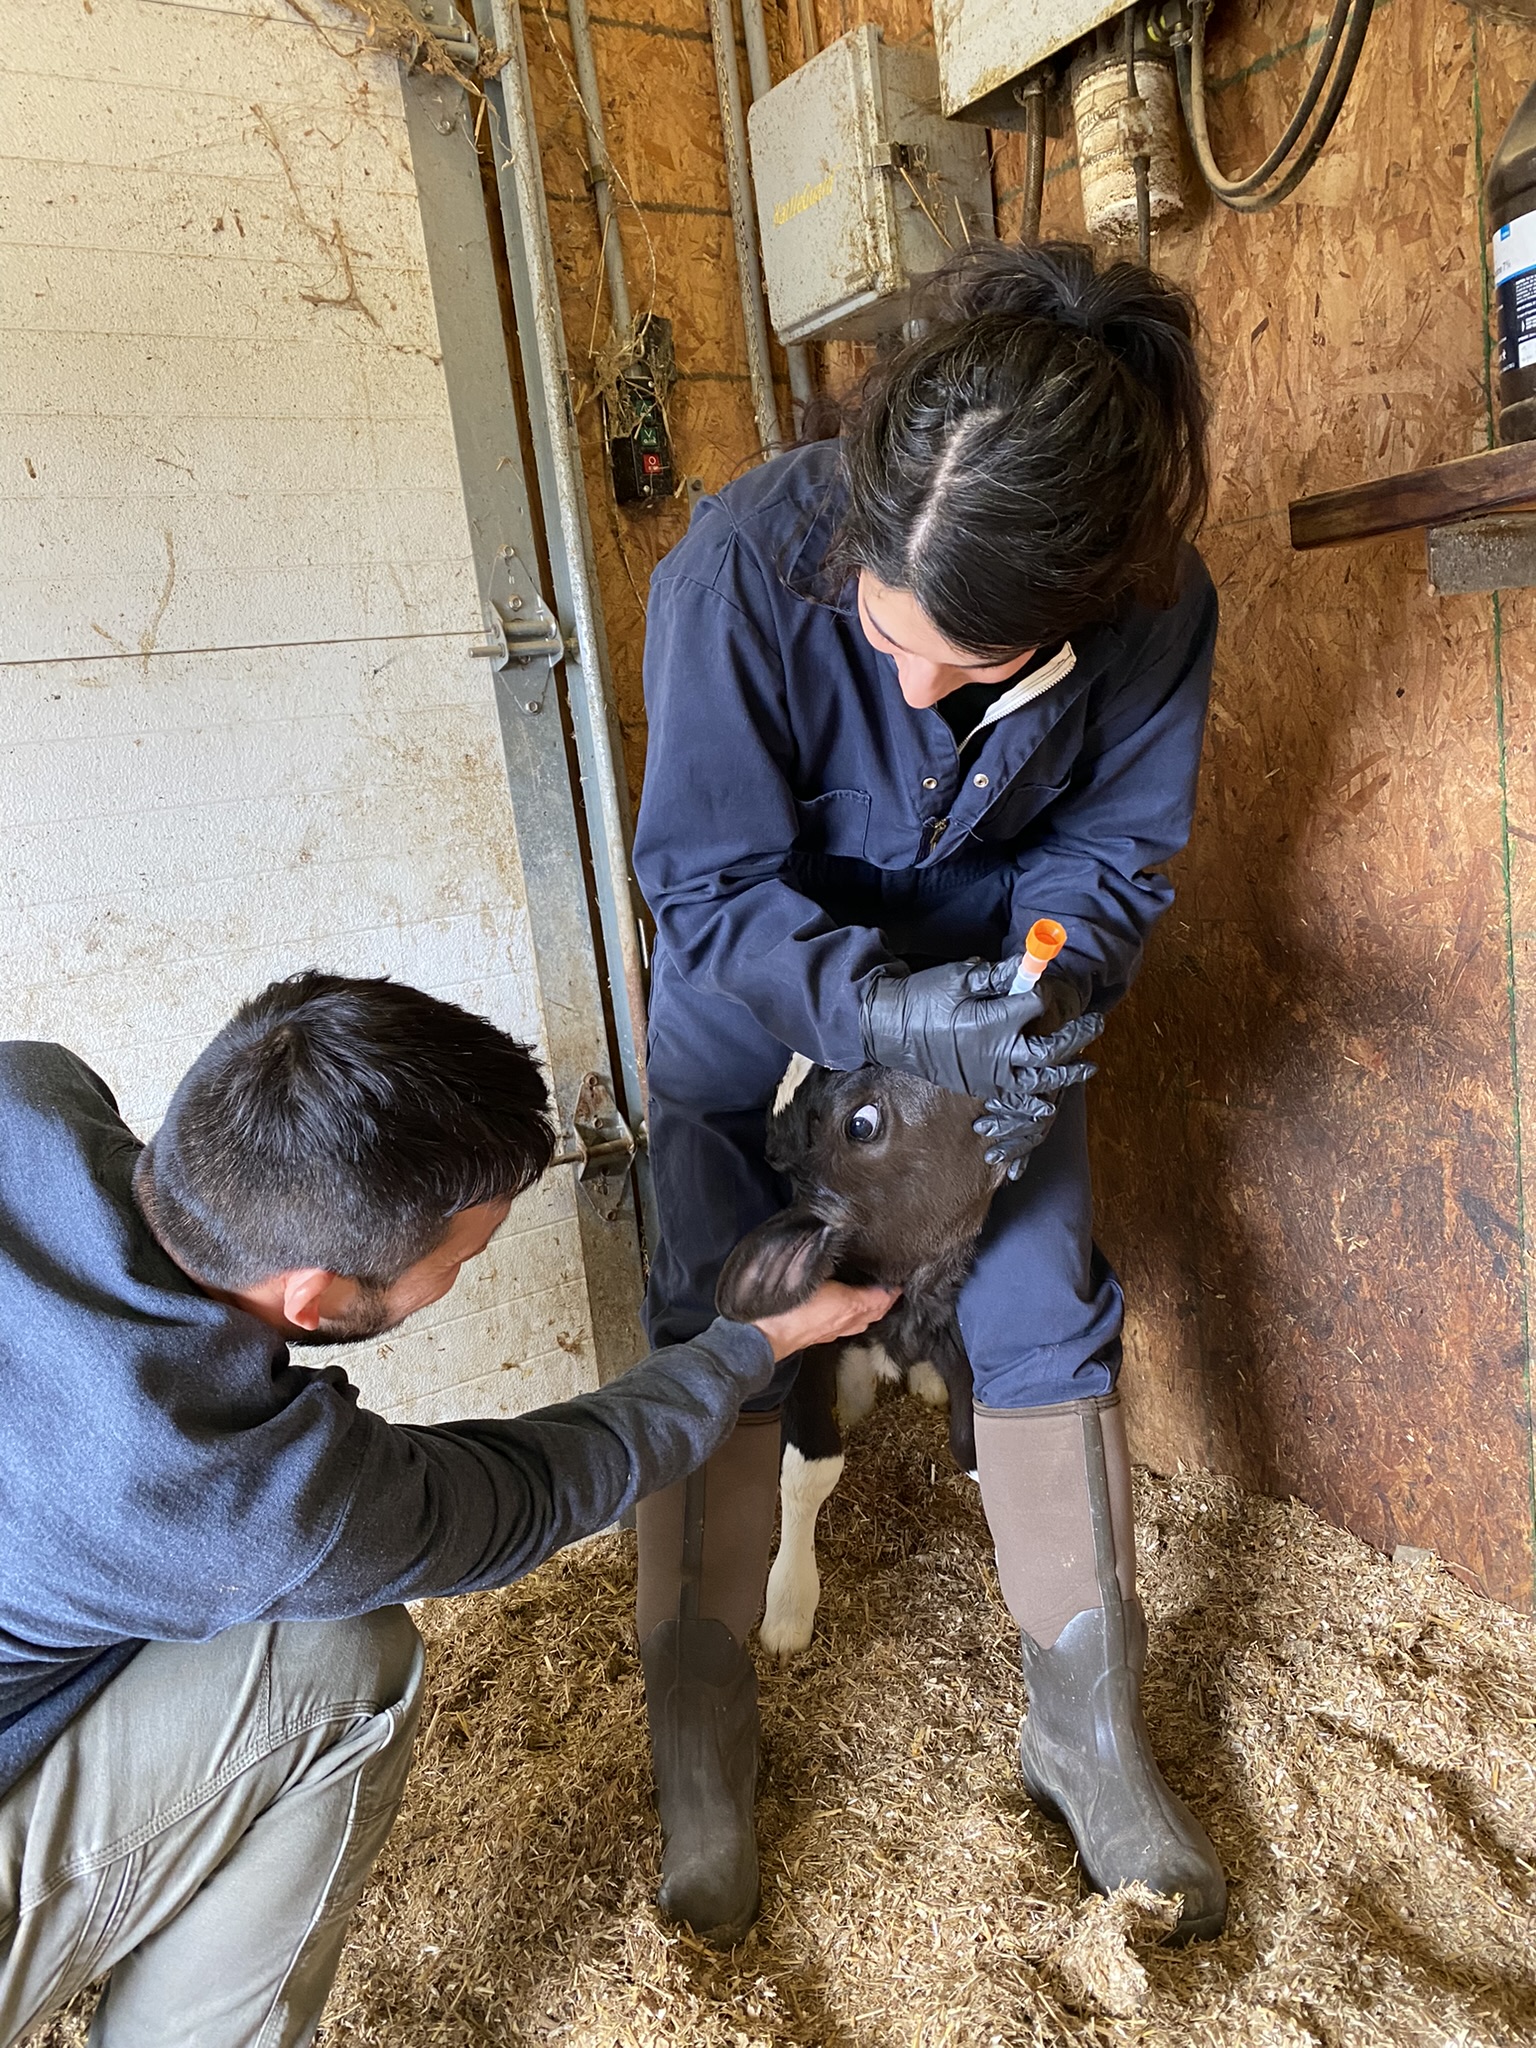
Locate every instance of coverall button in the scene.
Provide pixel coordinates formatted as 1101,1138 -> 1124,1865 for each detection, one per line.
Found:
973,773 -> 990,788
921,777 -> 938,790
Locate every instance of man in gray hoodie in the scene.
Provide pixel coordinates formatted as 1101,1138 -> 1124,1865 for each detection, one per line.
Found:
0,971 -> 892,2048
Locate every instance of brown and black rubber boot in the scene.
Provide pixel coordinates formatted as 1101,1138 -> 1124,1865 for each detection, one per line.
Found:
635,1412 -> 781,1946
976,1393 -> 1226,1943
640,1615 -> 761,1941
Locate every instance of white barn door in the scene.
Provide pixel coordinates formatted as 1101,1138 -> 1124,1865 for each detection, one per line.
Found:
1,0 -> 645,1418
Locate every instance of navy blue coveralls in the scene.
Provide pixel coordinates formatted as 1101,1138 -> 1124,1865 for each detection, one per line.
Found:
633,441 -> 1215,1414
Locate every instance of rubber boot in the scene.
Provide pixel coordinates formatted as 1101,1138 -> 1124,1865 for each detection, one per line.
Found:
975,1394 -> 1226,1943
635,1412 -> 781,1945
641,1617 -> 760,1941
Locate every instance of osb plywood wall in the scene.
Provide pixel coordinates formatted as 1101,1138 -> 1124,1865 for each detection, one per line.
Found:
522,0 -> 1536,1605
1062,6 -> 1536,1616
522,0 -> 777,799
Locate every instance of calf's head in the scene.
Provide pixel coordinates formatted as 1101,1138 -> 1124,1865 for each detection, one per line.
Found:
716,1058 -> 1006,1321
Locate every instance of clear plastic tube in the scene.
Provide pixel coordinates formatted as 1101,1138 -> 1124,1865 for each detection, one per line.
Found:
1010,918 -> 1067,995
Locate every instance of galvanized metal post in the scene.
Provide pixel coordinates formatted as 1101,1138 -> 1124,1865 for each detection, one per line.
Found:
738,0 -> 814,431
474,0 -> 658,1251
705,0 -> 784,457
396,52 -> 649,1376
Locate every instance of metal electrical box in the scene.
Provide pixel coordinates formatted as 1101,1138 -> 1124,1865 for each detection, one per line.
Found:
747,26 -> 994,346
934,0 -> 1127,126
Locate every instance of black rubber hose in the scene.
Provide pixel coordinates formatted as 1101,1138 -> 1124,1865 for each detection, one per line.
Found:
1177,0 -> 1375,213
1185,0 -> 1354,199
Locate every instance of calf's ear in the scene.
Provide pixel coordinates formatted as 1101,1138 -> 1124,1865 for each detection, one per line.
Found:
716,1206 -> 841,1321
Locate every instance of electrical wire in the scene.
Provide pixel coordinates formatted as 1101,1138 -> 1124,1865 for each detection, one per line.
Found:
1174,0 -> 1375,213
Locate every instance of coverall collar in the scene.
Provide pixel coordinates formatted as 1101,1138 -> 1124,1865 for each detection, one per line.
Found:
948,641 -> 1079,751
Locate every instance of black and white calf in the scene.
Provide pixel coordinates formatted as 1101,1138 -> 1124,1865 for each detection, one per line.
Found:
716,1054 -> 1008,1656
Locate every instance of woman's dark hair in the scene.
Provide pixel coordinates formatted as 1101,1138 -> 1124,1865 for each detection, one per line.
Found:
135,972 -> 556,1288
827,240 -> 1208,658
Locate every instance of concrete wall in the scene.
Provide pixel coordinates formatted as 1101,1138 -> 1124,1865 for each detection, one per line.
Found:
1,0 -> 598,1423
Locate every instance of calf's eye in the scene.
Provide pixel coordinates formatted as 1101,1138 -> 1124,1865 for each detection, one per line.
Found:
845,1104 -> 882,1143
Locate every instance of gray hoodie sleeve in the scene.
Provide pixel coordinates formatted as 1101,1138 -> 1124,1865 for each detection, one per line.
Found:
259,1317 -> 775,1617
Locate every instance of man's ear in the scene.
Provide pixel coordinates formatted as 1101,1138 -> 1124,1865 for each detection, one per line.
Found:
278,1267 -> 346,1331
716,1206 -> 841,1322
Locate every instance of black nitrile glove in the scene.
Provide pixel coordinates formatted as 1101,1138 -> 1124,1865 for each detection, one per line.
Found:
972,1010 -> 1105,1180
1010,967 -> 1086,1037
859,957 -> 1088,1101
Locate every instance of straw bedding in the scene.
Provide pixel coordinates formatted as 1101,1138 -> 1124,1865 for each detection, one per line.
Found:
28,1391 -> 1536,2046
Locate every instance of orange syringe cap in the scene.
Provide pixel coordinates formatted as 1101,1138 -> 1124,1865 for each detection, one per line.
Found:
1022,918 -> 1067,977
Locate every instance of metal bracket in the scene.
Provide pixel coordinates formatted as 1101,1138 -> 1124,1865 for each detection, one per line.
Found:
470,543 -> 564,711
548,1072 -> 640,1222
400,0 -> 481,71
880,140 -> 930,174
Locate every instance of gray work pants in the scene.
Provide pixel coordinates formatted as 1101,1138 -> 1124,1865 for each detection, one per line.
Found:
0,1608 -> 423,2048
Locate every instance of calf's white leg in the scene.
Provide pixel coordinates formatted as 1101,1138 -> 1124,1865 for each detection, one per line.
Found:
835,1339 -> 898,1429
906,1357 -> 949,1408
759,1445 -> 845,1656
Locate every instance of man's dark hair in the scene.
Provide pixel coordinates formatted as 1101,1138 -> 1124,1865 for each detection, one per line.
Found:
826,240 -> 1209,657
135,972 -> 556,1288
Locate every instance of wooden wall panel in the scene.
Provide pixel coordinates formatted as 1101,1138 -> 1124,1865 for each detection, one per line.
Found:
538,0 -> 1536,1601
1037,0 -> 1536,1606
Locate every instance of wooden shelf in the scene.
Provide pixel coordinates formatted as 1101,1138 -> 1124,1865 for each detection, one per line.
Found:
1289,440 -> 1536,551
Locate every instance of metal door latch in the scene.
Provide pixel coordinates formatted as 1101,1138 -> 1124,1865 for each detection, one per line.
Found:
549,1073 -> 639,1222
470,544 -> 564,711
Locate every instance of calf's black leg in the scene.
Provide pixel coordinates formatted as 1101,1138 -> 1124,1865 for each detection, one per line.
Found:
929,1319 -> 978,1474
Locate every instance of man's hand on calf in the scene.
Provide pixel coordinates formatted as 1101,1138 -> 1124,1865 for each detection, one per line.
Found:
754,1281 -> 900,1361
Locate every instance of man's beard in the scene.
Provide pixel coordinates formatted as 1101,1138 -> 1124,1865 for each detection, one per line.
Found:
287,1280 -> 394,1346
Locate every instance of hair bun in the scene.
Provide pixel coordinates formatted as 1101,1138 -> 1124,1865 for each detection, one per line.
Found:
925,239 -> 1102,332
917,239 -> 1197,385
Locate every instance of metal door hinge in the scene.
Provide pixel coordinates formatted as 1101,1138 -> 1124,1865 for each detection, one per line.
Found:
470,543 -> 564,711
549,1072 -> 640,1221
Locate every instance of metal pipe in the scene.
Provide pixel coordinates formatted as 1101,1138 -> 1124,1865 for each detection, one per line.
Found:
483,0 -> 655,1233
566,0 -> 631,335
1016,72 -> 1047,244
738,0 -> 773,107
738,0 -> 814,433
705,0 -> 783,456
783,332 -> 815,431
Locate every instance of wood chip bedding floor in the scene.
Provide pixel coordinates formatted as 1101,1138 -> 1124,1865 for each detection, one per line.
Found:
28,1393 -> 1536,2046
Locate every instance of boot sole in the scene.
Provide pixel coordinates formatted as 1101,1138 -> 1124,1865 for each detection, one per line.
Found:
659,1885 -> 761,1950
1163,1904 -> 1227,1946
